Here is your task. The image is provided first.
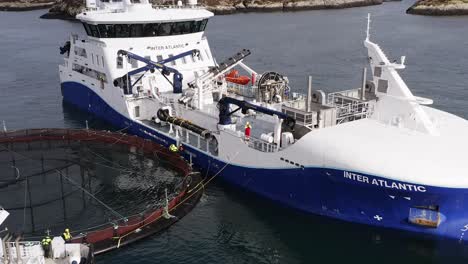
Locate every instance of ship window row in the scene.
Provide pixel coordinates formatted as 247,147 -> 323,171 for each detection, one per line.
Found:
72,63 -> 107,83
82,19 -> 209,38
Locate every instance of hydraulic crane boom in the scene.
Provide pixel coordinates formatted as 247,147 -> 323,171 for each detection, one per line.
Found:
116,49 -> 199,93
217,97 -> 295,129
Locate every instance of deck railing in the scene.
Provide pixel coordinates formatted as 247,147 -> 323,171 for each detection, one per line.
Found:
226,83 -> 257,98
247,137 -> 278,153
327,90 -> 374,124
1,241 -> 43,262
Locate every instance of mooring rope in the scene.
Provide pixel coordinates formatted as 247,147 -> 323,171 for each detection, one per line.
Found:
116,150 -> 241,248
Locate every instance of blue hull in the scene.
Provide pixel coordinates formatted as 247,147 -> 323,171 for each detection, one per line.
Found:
61,81 -> 468,243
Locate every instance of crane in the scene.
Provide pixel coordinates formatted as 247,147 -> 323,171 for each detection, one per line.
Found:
116,49 -> 200,94
217,96 -> 295,129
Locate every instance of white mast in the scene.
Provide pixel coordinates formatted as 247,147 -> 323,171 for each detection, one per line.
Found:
365,14 -> 438,136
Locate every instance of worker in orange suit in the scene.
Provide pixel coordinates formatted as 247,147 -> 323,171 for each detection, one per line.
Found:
245,122 -> 252,141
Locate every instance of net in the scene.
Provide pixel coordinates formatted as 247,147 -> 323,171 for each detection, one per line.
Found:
0,129 -> 192,241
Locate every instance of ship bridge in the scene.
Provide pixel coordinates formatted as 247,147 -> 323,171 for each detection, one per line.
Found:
78,0 -> 213,39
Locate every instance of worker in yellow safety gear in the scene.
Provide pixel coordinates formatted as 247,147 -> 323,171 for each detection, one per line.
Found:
41,236 -> 52,257
169,144 -> 178,152
62,228 -> 72,242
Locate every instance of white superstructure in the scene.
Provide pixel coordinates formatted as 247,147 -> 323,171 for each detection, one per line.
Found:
60,0 -> 215,121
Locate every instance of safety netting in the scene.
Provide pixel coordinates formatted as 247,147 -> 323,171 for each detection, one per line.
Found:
0,129 -> 198,251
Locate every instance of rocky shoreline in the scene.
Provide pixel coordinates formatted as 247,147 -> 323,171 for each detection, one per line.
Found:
0,1 -> 54,11
406,0 -> 468,15
3,0 -> 468,17
206,0 -> 384,15
37,0 -> 385,19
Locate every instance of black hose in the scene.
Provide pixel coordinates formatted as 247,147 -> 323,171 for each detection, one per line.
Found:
157,109 -> 212,140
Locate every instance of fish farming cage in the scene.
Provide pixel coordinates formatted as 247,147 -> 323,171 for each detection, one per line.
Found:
0,128 -> 203,254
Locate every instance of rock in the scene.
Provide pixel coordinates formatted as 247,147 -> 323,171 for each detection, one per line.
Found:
284,0 -> 382,10
37,0 -> 386,20
244,1 -> 284,11
234,1 -> 247,10
407,0 -> 468,15
0,1 -> 54,11
206,5 -> 238,14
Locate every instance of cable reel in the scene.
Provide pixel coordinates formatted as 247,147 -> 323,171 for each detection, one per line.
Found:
257,71 -> 289,103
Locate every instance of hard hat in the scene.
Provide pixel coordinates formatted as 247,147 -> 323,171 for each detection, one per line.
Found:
65,228 -> 70,232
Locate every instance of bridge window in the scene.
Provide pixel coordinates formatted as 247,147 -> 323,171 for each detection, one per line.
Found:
83,23 -> 91,36
82,19 -> 209,38
115,24 -> 130,38
144,23 -> 159,37
158,23 -> 172,36
98,24 -> 113,38
89,24 -> 99,38
199,19 -> 208,31
173,21 -> 192,35
130,24 -> 143,37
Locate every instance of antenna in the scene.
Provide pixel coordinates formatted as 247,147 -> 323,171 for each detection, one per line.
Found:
366,13 -> 371,40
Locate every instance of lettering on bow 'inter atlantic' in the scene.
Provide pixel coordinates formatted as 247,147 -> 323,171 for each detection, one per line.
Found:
343,171 -> 427,192
147,44 -> 186,50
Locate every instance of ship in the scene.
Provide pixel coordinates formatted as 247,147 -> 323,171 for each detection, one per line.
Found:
58,0 -> 468,242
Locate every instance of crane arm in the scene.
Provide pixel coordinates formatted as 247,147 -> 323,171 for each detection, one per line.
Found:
116,49 -> 199,93
218,97 -> 295,129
